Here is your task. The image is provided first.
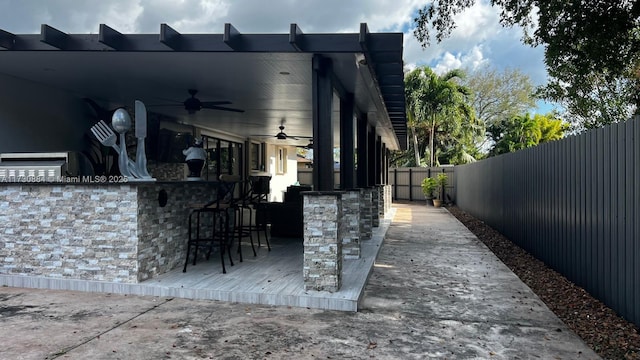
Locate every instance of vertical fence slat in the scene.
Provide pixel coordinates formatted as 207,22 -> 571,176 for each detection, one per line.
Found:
608,124 -> 617,308
635,116 -> 640,323
597,127 -> 605,300
547,143 -> 554,268
616,122 -> 625,313
605,125 -> 614,306
577,133 -> 583,283
576,133 -> 585,287
561,137 -> 576,279
590,130 -> 598,296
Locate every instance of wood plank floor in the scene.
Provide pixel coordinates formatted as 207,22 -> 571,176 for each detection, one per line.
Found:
0,210 -> 394,312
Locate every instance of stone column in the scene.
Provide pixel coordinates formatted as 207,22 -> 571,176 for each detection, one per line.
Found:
302,192 -> 343,292
360,187 -> 373,241
384,184 -> 392,214
377,185 -> 386,219
341,189 -> 361,259
371,186 -> 380,227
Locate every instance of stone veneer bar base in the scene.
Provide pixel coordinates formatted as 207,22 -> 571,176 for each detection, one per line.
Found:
0,182 -> 217,283
302,192 -> 343,292
0,209 -> 395,312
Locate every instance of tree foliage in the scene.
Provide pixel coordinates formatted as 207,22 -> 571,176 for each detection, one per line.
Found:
403,66 -> 480,167
462,66 -> 536,127
539,70 -> 637,131
488,113 -> 569,156
413,0 -> 640,129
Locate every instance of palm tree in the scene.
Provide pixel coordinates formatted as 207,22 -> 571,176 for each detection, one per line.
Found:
405,66 -> 476,167
405,69 -> 428,166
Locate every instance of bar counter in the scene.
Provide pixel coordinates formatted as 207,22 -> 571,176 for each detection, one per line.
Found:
0,180 -> 218,283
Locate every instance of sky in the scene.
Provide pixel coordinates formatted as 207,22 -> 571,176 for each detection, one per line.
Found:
0,0 -> 553,112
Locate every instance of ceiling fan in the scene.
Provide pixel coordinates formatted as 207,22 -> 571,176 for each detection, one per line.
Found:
152,89 -> 244,115
297,139 -> 314,149
254,121 -> 312,141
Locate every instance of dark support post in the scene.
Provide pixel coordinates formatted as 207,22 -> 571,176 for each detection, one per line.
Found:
367,125 -> 376,186
393,168 -> 397,200
376,136 -> 382,184
312,54 -> 334,191
340,93 -> 355,189
382,144 -> 387,184
357,114 -> 369,187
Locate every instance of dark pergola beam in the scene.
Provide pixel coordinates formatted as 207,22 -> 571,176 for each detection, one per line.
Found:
223,23 -> 241,49
378,75 -> 403,87
359,23 -> 370,52
359,21 -> 407,151
289,23 -> 304,51
0,28 -> 15,49
4,27 -> 401,54
40,24 -> 68,49
99,24 -> 124,50
160,23 -> 181,50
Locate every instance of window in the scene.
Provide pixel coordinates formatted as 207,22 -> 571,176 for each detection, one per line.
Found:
203,136 -> 243,180
276,146 -> 287,175
250,142 -> 265,171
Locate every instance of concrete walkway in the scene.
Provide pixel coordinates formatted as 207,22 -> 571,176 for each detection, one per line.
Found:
0,203 -> 599,359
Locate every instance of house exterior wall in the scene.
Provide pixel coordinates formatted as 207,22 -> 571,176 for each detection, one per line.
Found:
265,143 -> 298,202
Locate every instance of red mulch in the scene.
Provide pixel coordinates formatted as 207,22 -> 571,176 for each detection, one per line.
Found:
447,206 -> 640,360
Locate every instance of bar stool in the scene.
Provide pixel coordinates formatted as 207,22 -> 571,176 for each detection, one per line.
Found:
247,175 -> 271,251
231,196 -> 257,258
183,174 -> 240,274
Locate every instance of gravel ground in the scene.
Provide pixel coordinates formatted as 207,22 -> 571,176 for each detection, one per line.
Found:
447,206 -> 640,360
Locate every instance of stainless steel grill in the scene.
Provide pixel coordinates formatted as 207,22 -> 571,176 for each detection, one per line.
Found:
0,152 -> 76,182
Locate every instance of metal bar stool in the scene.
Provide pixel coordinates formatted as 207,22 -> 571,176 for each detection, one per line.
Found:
183,174 -> 240,274
248,175 -> 271,251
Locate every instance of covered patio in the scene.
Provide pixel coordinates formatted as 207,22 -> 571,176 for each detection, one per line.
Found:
0,23 -> 405,305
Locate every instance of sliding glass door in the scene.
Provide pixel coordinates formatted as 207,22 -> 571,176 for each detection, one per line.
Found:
203,137 -> 243,181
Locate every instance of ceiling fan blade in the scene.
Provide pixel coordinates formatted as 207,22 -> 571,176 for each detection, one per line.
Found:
201,104 -> 245,113
201,101 -> 232,107
287,135 -> 312,139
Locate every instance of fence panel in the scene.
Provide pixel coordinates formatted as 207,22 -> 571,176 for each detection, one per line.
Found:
388,167 -> 456,203
455,115 -> 640,328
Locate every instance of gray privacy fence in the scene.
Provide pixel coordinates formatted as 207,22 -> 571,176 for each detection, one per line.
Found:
389,167 -> 456,202
297,167 -> 456,202
456,116 -> 640,327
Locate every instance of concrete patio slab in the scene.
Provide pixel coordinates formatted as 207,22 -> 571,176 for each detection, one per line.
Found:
0,202 -> 599,359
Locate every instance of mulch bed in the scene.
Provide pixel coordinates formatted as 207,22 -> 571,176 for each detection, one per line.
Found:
446,206 -> 640,360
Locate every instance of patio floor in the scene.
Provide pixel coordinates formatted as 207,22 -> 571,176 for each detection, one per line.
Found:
0,211 -> 393,312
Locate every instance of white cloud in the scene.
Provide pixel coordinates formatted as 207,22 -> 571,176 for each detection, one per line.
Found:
432,46 -> 488,75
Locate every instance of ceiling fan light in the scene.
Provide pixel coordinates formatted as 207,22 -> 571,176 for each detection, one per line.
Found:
276,133 -> 287,140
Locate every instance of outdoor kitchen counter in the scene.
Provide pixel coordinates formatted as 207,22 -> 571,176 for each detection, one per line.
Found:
0,181 -> 218,283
